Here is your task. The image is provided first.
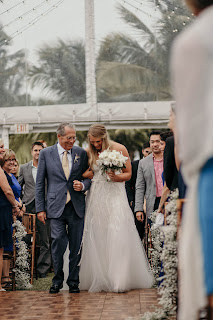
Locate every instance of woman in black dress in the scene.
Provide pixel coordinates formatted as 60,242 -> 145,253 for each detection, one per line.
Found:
0,139 -> 20,291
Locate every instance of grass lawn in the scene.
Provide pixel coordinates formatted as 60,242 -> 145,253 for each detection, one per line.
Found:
30,273 -> 54,291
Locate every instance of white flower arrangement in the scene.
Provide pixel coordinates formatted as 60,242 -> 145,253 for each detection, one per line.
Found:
128,189 -> 179,320
12,220 -> 32,290
96,148 -> 128,181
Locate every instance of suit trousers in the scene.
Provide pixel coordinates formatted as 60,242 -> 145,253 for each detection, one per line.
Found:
50,201 -> 84,287
26,200 -> 51,275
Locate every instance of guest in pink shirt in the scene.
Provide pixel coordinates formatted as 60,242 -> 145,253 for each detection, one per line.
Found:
135,132 -> 164,225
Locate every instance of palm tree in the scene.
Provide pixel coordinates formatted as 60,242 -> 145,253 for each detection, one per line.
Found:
0,27 -> 26,107
29,39 -> 86,104
97,0 -> 193,102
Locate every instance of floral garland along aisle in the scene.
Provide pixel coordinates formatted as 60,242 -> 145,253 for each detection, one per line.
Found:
131,189 -> 179,320
12,220 -> 32,289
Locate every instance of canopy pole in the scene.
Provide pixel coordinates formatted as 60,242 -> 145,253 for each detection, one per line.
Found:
85,0 -> 98,120
2,126 -> 9,148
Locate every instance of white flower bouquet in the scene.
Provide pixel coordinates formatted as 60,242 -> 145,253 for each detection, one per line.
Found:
96,148 -> 128,181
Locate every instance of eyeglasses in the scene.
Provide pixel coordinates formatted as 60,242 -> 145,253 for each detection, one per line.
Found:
5,158 -> 16,162
65,136 -> 76,141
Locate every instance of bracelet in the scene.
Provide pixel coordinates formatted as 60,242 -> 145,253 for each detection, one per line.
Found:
20,204 -> 23,210
12,205 -> 18,208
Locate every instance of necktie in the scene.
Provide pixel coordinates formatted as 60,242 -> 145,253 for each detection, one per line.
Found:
62,151 -> 71,203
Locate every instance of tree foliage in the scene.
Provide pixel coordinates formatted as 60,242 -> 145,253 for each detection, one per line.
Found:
29,39 -> 86,104
0,27 -> 26,107
97,1 -> 193,102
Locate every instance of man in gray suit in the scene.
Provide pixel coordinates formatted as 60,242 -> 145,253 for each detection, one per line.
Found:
19,141 -> 51,278
36,123 -> 91,294
135,131 -> 164,224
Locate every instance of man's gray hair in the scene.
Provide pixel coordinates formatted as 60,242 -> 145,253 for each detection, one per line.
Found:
56,123 -> 76,136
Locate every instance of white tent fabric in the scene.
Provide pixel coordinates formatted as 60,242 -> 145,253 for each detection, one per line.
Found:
0,101 -> 172,134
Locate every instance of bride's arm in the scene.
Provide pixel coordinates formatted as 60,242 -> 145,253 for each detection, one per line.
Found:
107,143 -> 132,182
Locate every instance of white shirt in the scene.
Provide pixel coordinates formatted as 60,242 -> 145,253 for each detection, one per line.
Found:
31,161 -> 37,183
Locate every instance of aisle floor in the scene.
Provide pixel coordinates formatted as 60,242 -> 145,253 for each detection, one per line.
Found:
0,289 -> 159,320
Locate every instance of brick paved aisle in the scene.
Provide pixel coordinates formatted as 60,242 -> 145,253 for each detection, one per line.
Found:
0,289 -> 159,320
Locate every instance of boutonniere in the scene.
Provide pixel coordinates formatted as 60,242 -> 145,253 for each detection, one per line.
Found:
74,153 -> 80,163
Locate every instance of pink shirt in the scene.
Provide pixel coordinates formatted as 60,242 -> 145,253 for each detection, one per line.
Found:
153,155 -> 164,197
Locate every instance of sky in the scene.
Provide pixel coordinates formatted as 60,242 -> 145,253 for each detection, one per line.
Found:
0,0 -> 158,99
0,0 -> 156,61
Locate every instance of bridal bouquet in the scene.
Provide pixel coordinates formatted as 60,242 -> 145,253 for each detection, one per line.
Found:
97,148 -> 128,181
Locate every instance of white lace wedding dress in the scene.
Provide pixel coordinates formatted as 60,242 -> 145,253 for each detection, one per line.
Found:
62,165 -> 153,292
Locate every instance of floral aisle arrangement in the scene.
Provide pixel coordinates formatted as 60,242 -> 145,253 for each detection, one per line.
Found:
12,220 -> 32,289
132,189 -> 179,320
97,148 -> 128,181
149,211 -> 162,286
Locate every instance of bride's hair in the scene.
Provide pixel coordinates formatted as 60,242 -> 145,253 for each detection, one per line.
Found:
87,123 -> 111,168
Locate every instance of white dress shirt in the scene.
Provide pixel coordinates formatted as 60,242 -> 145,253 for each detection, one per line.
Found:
31,161 -> 38,183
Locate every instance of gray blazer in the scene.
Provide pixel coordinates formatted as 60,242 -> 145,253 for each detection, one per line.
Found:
134,153 -> 156,218
18,161 -> 35,206
35,144 -> 91,219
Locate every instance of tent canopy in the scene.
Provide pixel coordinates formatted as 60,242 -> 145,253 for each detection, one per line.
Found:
0,101 -> 172,135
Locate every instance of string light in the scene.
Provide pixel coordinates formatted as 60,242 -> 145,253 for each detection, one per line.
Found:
122,0 -> 157,19
0,0 -> 64,45
0,0 -> 25,16
119,0 -> 193,24
0,0 -> 55,32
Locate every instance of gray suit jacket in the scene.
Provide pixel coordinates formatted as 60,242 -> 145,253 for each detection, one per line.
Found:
18,161 -> 35,206
134,153 -> 156,217
35,144 -> 91,219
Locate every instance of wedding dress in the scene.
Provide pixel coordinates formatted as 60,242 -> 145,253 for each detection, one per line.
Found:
63,165 -> 153,292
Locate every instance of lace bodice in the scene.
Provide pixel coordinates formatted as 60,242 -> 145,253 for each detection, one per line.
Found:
92,164 -> 109,182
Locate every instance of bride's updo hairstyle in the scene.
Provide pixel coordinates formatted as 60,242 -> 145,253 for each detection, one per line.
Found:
88,123 -> 111,168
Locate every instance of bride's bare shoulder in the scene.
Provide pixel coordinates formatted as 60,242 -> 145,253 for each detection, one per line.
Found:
110,141 -> 128,155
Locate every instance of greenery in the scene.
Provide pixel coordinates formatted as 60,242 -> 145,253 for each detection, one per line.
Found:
1,1 -> 193,159
0,27 -> 26,108
97,1 -> 193,102
29,39 -> 86,104
30,273 -> 53,291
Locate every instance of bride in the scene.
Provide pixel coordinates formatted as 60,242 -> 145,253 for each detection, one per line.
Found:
63,124 -> 153,292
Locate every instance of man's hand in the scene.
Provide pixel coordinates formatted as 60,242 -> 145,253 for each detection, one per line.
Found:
37,211 -> 46,224
73,180 -> 83,192
136,211 -> 144,222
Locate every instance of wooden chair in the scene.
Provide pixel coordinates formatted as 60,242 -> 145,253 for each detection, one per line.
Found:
22,213 -> 36,284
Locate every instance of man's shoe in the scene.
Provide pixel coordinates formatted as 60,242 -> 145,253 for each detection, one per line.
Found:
39,273 -> 47,278
49,284 -> 62,294
69,285 -> 80,293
